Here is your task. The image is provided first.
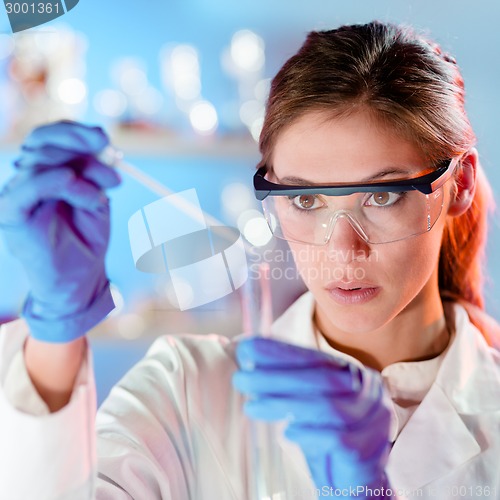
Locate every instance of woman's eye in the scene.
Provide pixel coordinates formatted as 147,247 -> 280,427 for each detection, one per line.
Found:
291,194 -> 323,210
366,192 -> 403,207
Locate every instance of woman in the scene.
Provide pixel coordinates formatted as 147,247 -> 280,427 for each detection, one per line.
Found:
1,21 -> 499,500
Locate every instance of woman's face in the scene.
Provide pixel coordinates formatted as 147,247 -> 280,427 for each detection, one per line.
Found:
270,110 -> 452,334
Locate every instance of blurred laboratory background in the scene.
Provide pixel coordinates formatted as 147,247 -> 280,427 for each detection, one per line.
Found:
0,0 -> 499,404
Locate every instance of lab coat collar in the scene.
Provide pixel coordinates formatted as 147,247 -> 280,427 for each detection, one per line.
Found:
386,382 -> 482,491
272,293 -> 500,412
433,301 -> 500,414
387,301 -> 500,491
271,292 -> 500,492
270,291 -> 317,349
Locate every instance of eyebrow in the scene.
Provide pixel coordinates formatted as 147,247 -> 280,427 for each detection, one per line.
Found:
278,168 -> 416,185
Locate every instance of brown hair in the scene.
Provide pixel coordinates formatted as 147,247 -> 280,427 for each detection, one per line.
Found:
259,21 -> 499,346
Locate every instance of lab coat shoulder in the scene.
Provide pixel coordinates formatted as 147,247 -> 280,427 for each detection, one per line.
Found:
387,302 -> 500,498
95,332 -> 249,500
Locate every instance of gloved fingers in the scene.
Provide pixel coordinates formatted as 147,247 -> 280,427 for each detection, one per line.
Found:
285,424 -> 391,491
15,145 -> 121,188
284,423 -> 342,455
41,172 -> 106,210
4,192 -> 111,302
286,419 -> 390,462
233,366 -> 356,396
20,121 -> 109,156
72,203 -> 110,250
242,394 -> 363,426
295,430 -> 386,491
15,145 -> 89,170
0,169 -> 106,225
236,336 -> 350,370
80,159 -> 121,188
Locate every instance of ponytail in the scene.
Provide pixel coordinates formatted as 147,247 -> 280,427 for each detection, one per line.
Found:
439,163 -> 500,348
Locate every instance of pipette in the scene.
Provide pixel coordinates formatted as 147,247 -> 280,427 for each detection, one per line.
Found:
98,145 -> 258,258
98,145 -> 229,229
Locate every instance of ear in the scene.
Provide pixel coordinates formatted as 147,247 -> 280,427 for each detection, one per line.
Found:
446,148 -> 478,217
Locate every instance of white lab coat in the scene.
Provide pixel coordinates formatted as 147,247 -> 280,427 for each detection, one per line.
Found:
0,292 -> 499,500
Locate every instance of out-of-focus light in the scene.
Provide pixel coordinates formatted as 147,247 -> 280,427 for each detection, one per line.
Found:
237,209 -> 264,234
0,34 -> 14,60
168,44 -> 201,101
164,281 -> 177,306
117,313 -> 147,339
243,217 -> 273,246
250,116 -> 264,142
230,30 -> 265,73
239,99 -> 264,127
173,78 -> 201,100
254,78 -> 270,102
222,183 -> 254,218
268,213 -> 278,233
171,45 -> 199,73
112,59 -> 148,96
57,78 -> 87,104
165,279 -> 194,309
133,86 -> 164,115
93,89 -> 127,117
33,27 -> 63,54
239,100 -> 265,141
189,100 -> 218,134
175,96 -> 194,113
120,67 -> 147,95
109,283 -> 125,316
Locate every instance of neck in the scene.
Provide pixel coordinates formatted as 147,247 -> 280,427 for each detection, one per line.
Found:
314,282 -> 451,372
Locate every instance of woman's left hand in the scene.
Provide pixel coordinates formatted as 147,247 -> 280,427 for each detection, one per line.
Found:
232,336 -> 393,494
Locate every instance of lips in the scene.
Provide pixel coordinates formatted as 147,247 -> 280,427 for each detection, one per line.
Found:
325,281 -> 381,305
326,281 -> 377,291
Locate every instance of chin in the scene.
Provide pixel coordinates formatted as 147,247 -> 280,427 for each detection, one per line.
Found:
314,287 -> 391,334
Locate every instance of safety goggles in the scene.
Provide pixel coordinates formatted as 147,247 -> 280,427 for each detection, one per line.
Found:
253,156 -> 461,245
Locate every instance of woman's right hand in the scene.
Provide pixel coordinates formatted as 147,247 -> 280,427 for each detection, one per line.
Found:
0,120 -> 121,343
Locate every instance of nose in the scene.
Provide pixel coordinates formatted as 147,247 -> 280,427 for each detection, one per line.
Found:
325,212 -> 371,263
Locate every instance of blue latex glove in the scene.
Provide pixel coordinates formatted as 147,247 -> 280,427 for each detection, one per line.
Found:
0,121 -> 121,342
233,337 -> 393,497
